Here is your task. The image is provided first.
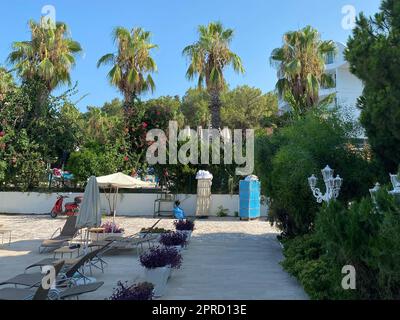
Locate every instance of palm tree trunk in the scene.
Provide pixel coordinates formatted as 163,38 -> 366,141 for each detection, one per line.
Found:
123,91 -> 133,114
123,91 -> 138,156
36,87 -> 50,117
209,89 -> 222,129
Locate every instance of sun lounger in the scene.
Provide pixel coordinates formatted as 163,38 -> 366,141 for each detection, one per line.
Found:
39,216 -> 81,253
25,258 -> 79,272
0,261 -> 65,300
27,242 -> 113,275
0,281 -> 104,300
90,234 -> 158,255
0,247 -> 106,289
88,219 -> 162,254
55,281 -> 104,300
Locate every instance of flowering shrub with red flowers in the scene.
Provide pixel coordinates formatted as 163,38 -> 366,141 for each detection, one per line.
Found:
122,97 -> 182,173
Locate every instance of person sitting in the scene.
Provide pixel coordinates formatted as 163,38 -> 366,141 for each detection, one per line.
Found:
173,201 -> 186,220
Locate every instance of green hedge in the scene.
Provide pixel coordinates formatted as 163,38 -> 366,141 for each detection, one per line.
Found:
282,190 -> 400,300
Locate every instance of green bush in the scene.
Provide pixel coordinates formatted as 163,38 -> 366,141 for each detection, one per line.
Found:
283,190 -> 400,300
67,147 -> 124,184
367,190 -> 400,299
281,234 -> 350,300
315,200 -> 382,299
216,206 -> 229,217
255,110 -> 377,237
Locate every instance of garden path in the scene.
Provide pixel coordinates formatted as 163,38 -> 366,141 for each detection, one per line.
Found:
162,218 -> 308,300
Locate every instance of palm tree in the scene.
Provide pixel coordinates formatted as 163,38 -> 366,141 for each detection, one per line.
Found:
270,25 -> 336,116
9,19 -> 82,93
183,22 -> 244,129
97,27 -> 158,110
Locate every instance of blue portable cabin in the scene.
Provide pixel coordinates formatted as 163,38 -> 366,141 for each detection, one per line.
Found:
239,179 -> 261,220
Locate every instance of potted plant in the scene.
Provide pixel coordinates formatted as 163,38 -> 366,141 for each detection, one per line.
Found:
140,247 -> 182,297
109,282 -> 154,300
139,227 -> 170,239
174,220 -> 195,241
90,222 -> 125,241
159,231 -> 188,250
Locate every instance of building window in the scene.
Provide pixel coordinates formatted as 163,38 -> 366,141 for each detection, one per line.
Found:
325,51 -> 335,65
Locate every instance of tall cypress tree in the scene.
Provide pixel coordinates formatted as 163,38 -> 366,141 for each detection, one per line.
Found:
346,0 -> 400,172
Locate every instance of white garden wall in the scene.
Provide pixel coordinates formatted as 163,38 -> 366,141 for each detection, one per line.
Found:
0,192 -> 268,217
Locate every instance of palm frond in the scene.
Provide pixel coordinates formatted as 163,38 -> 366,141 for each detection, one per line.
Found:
97,53 -> 115,68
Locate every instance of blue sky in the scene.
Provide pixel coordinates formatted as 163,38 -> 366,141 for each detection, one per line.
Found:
0,0 -> 381,111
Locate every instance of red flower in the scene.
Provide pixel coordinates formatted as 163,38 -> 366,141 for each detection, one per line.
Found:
142,122 -> 148,129
124,156 -> 129,162
0,131 -> 5,138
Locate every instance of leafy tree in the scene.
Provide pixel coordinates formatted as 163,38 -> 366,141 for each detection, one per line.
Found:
101,98 -> 123,117
183,22 -> 244,129
67,146 -> 125,184
83,106 -> 123,146
221,85 -> 278,129
143,95 -> 183,127
0,82 -> 46,189
270,26 -> 336,116
0,79 -> 82,189
129,97 -> 182,169
255,109 -> 377,236
346,0 -> 400,172
180,88 -> 210,128
97,27 -> 157,107
0,67 -> 15,101
9,19 -> 82,95
53,102 -> 84,164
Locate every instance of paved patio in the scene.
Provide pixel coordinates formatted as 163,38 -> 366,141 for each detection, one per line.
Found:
0,215 -> 307,300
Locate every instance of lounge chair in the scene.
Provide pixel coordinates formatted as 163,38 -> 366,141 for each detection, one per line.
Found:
26,242 -> 113,275
0,282 -> 104,300
54,282 -> 104,300
0,261 -> 65,300
0,277 -> 103,300
89,219 -> 162,254
91,235 -> 158,255
0,247 -> 106,288
39,216 -> 81,253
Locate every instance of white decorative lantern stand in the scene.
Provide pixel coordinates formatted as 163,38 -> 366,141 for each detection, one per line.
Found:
196,170 -> 213,219
370,174 -> 400,204
369,183 -> 381,204
308,165 -> 343,204
389,174 -> 400,197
